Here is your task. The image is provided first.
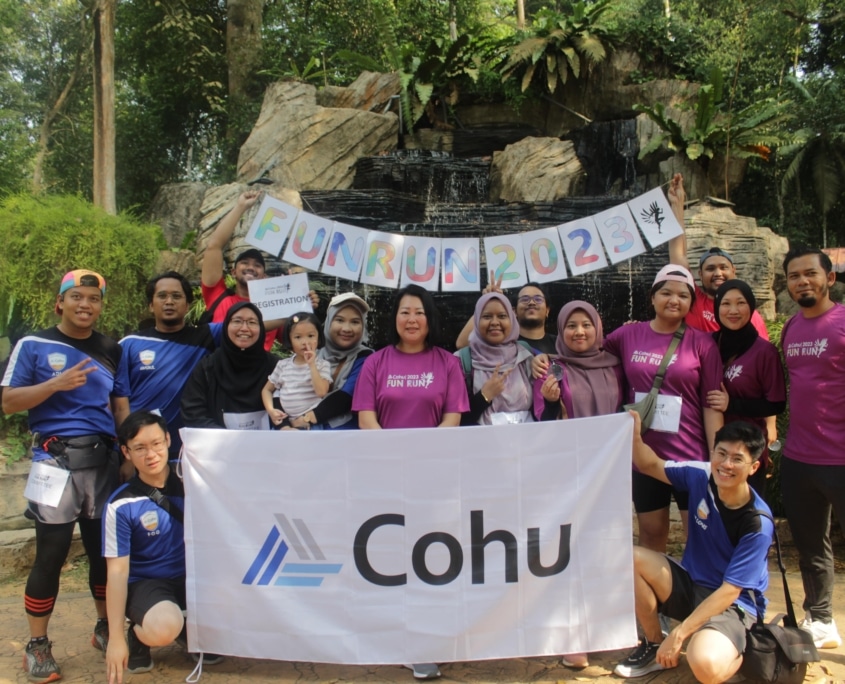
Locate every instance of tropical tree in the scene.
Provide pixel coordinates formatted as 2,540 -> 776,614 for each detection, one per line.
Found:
499,0 -> 614,94
780,74 -> 845,247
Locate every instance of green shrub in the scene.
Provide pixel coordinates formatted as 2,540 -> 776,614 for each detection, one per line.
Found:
0,194 -> 162,340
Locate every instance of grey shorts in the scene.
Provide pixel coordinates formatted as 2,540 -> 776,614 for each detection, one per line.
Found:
26,455 -> 119,525
660,557 -> 755,655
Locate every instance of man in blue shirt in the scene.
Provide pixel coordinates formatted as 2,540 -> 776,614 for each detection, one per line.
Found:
2,269 -> 130,683
119,272 -> 221,456
614,413 -> 773,683
103,411 -> 221,682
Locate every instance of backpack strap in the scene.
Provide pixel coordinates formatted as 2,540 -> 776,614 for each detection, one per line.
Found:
127,477 -> 183,525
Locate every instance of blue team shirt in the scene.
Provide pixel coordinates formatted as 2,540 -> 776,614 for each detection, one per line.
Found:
665,461 -> 772,616
2,327 -> 129,460
120,324 -> 221,454
102,467 -> 185,583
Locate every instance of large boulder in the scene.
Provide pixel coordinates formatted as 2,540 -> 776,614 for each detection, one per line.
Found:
316,71 -> 401,112
147,182 -> 209,248
237,81 -> 399,190
489,137 -> 585,202
683,202 -> 788,321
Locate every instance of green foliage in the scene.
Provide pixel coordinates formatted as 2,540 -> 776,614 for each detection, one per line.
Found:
0,194 -> 161,339
500,0 -> 614,94
0,412 -> 30,464
635,68 -> 793,165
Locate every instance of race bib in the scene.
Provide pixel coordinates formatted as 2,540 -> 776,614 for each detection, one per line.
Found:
490,411 -> 533,425
634,392 -> 682,433
223,411 -> 271,431
24,461 -> 71,507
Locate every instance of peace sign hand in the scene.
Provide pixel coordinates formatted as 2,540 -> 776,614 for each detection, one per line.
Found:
480,364 -> 511,402
51,358 -> 97,392
482,269 -> 504,295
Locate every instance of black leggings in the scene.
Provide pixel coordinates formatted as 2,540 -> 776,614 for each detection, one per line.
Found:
24,518 -> 106,617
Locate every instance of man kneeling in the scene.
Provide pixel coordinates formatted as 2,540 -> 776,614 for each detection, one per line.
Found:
615,413 -> 773,683
103,411 -> 221,682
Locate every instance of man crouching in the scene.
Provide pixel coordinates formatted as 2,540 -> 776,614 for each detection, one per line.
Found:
615,412 -> 773,683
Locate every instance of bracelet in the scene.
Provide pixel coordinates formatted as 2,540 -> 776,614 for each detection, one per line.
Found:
480,391 -> 492,404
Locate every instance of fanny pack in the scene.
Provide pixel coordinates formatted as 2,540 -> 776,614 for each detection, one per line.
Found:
43,434 -> 113,470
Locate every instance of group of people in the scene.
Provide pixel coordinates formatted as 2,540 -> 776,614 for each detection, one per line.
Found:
2,174 -> 843,684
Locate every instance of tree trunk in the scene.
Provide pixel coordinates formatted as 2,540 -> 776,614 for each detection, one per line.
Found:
226,0 -> 263,166
32,33 -> 90,195
92,0 -> 116,214
516,0 -> 525,29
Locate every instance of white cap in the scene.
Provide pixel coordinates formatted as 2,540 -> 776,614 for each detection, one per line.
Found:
328,292 -> 370,314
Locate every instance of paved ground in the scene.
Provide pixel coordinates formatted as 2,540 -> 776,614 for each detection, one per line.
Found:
1,562 -> 844,684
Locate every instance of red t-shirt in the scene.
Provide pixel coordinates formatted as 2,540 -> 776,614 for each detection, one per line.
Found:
686,285 -> 769,340
201,278 -> 283,352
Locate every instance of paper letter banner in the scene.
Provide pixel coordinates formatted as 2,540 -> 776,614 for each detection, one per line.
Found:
484,235 -> 528,290
558,217 -> 609,277
244,195 -> 298,257
593,203 -> 647,265
181,415 -> 637,665
627,187 -> 684,248
247,272 -> 313,320
440,238 -> 480,292
522,227 -> 568,284
322,222 -> 368,281
360,230 -> 405,288
400,235 -> 441,291
282,211 -> 332,271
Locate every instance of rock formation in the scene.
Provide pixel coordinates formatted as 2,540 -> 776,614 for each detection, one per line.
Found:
489,137 -> 585,202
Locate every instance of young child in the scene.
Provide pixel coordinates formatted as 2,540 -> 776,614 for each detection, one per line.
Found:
262,312 -> 332,429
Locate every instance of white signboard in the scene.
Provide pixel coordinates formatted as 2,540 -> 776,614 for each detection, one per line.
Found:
244,195 -> 298,257
247,273 -> 313,320
628,187 -> 684,248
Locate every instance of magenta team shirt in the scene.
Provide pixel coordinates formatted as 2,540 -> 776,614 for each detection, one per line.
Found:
352,345 -> 470,429
722,336 -> 786,440
782,304 -> 845,466
604,322 -> 723,463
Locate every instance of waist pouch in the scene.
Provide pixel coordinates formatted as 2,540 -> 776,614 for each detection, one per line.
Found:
45,435 -> 112,470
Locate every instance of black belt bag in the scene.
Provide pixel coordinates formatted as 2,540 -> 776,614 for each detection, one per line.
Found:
44,435 -> 112,470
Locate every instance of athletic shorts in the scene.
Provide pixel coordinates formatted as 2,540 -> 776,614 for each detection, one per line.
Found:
660,558 -> 754,655
632,470 -> 690,513
126,577 -> 186,626
26,455 -> 119,525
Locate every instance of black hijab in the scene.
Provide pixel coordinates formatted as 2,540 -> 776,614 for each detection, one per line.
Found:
713,279 -> 758,365
210,302 -> 277,413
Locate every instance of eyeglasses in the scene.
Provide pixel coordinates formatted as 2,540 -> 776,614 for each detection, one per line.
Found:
127,439 -> 168,456
229,318 -> 260,328
518,295 -> 545,305
154,292 -> 186,301
712,450 -> 753,467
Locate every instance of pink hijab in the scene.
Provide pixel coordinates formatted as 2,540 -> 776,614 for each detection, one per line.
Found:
553,300 -> 621,417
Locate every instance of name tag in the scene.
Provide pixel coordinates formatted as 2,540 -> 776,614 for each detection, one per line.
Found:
24,462 -> 71,507
634,392 -> 682,433
490,411 -> 533,425
223,411 -> 271,431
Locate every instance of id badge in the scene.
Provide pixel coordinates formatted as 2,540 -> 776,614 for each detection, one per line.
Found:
634,392 -> 682,433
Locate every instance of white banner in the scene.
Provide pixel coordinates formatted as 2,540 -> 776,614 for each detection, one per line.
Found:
247,272 -> 313,320
181,415 -> 637,664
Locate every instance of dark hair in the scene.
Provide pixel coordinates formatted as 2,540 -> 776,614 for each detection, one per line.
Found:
782,243 -> 833,276
389,284 -> 444,348
282,311 -> 324,350
145,271 -> 194,305
713,421 -> 767,462
515,281 -> 550,305
118,411 -> 168,447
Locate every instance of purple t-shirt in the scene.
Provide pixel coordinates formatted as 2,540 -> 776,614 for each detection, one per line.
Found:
782,304 -> 845,465
604,322 -> 722,462
352,346 -> 469,429
722,336 -> 786,440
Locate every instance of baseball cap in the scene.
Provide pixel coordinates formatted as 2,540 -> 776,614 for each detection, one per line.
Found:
652,264 -> 695,289
56,269 -> 106,314
234,248 -> 266,268
698,247 -> 734,267
328,292 -> 370,314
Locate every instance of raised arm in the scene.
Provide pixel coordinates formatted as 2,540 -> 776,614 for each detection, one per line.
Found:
666,173 -> 689,270
201,190 -> 262,288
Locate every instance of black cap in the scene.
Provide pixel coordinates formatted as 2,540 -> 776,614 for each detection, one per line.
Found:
234,248 -> 266,268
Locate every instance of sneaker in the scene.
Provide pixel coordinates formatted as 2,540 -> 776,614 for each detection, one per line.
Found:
91,619 -> 109,652
190,652 -> 224,666
127,625 -> 153,674
800,615 -> 842,649
614,639 -> 665,678
23,639 -> 61,683
404,663 -> 442,680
